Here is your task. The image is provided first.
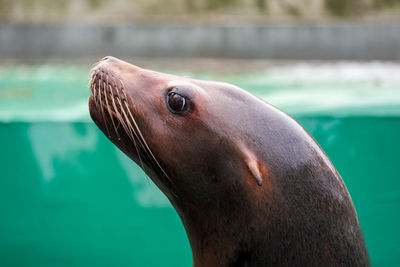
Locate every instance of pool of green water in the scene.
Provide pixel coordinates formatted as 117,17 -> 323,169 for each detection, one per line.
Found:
0,63 -> 399,266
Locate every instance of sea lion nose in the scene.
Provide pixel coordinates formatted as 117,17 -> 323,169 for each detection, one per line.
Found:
102,56 -> 115,61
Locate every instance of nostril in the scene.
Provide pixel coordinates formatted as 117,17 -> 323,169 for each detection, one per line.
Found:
102,56 -> 111,61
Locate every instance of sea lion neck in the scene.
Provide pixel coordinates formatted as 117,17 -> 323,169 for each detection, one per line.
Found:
177,181 -> 273,267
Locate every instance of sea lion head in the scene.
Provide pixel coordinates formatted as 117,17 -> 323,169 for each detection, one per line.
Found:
89,56 -> 267,207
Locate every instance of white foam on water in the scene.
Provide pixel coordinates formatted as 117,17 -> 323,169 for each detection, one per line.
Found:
0,100 -> 91,122
0,62 -> 399,121
254,62 -> 400,116
264,61 -> 400,84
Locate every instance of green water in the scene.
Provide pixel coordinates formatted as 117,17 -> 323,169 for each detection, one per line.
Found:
0,64 -> 399,266
0,122 -> 189,266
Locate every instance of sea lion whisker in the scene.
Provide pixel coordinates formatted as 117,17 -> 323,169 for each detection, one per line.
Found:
92,81 -> 97,101
91,75 -> 99,108
108,77 -> 144,153
111,76 -> 146,149
111,98 -> 143,153
118,99 -> 149,157
118,78 -> 140,113
110,100 -> 122,141
88,69 -> 95,88
116,78 -> 149,150
97,75 -> 111,138
116,98 -> 149,176
123,100 -> 176,191
108,80 -> 122,141
118,78 -> 129,100
103,75 -> 119,140
117,77 -> 176,193
100,75 -> 112,138
89,71 -> 98,101
110,78 -> 122,131
114,105 -> 137,146
109,86 -> 152,179
89,71 -> 95,90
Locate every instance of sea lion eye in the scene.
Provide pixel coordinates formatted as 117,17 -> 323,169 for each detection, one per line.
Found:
167,92 -> 188,113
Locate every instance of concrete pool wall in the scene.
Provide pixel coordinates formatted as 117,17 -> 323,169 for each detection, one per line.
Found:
1,23 -> 400,61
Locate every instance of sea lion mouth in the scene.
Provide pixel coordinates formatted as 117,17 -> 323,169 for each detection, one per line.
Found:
89,66 -> 175,192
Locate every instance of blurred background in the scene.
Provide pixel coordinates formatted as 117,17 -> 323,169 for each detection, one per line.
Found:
0,0 -> 399,266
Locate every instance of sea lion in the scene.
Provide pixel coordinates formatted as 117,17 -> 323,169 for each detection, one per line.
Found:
88,56 -> 370,266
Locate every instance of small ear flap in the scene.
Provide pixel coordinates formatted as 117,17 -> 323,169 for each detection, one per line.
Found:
246,158 -> 263,186
240,144 -> 264,187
